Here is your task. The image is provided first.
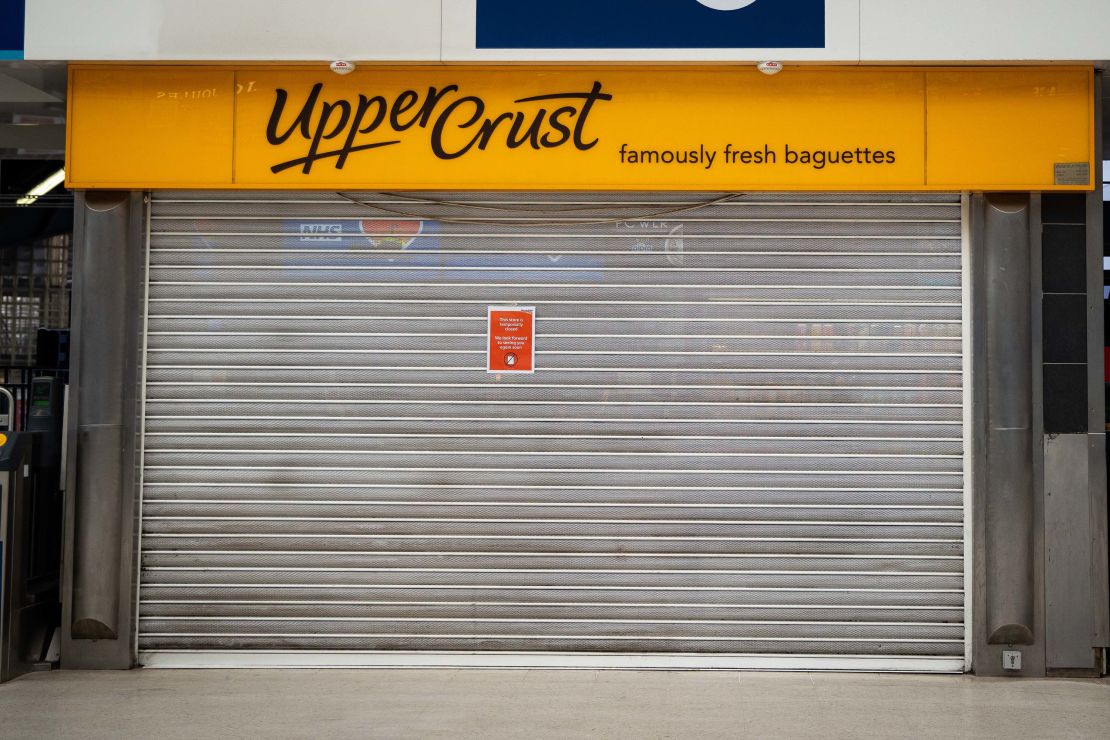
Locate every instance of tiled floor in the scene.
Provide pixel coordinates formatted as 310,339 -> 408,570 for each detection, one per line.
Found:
1,669 -> 1108,739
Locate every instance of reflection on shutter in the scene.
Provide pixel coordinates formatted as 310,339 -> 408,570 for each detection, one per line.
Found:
138,191 -> 965,671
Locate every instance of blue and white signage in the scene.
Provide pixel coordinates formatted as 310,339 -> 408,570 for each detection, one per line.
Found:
477,0 -> 825,49
0,0 -> 24,59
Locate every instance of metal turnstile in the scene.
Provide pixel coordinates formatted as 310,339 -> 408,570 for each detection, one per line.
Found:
1,380 -> 64,683
1,421 -> 35,683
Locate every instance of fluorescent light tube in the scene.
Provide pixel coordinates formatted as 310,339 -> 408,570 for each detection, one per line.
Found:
16,167 -> 65,205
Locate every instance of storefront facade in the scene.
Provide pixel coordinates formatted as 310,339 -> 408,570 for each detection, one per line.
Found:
24,0 -> 1110,676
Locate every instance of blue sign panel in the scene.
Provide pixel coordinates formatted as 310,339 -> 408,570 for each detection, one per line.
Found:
0,0 -> 24,59
477,0 -> 825,50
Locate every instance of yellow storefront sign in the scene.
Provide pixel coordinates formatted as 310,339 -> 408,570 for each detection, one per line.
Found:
66,65 -> 1095,191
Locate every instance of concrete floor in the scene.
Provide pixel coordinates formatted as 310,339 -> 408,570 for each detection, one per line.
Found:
0,669 -> 1108,739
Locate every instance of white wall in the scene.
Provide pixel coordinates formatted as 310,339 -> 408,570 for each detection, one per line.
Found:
859,0 -> 1110,62
23,0 -> 1110,63
24,0 -> 442,61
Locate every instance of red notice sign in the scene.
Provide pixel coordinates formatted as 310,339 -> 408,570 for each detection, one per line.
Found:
487,306 -> 535,373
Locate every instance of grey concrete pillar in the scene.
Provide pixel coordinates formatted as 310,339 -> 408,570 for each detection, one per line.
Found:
983,195 -> 1036,646
61,191 -> 145,669
971,193 -> 1044,677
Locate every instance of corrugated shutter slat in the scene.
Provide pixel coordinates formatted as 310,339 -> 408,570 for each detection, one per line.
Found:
138,191 -> 964,668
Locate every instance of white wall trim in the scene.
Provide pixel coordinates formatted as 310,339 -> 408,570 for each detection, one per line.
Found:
24,0 -> 1110,63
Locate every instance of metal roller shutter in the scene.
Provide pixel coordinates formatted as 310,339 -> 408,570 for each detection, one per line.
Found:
137,191 -> 967,671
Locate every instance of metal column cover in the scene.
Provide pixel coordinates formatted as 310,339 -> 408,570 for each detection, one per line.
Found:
137,191 -> 966,671
981,196 -> 1036,647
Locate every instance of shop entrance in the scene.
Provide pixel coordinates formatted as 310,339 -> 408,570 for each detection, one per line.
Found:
135,191 -> 967,671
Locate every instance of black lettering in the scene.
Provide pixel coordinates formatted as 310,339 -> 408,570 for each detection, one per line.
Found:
267,81 -> 613,172
430,96 -> 486,160
267,87 -> 399,175
573,82 -> 611,150
390,90 -> 422,130
541,106 -> 577,147
473,112 -> 516,150
514,82 -> 613,150
266,84 -> 322,145
356,96 -> 389,134
335,95 -> 388,169
416,85 -> 460,127
299,99 -> 352,173
507,110 -> 546,149
270,140 -> 401,174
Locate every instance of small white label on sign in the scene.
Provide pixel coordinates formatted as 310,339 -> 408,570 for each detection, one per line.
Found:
1054,162 -> 1090,186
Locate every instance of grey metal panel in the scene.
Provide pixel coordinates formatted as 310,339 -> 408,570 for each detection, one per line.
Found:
970,193 -> 1049,677
72,424 -> 123,639
980,196 -> 1036,647
1044,434 -> 1096,670
62,192 -> 147,669
1088,72 -> 1110,652
138,191 -> 964,664
1088,432 -> 1108,650
70,194 -> 129,640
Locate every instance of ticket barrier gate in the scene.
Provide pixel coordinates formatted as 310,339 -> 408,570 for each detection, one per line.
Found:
1,381 -> 64,684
